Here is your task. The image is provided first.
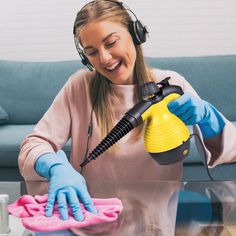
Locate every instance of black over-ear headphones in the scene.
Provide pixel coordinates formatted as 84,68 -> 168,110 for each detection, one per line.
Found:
73,0 -> 148,71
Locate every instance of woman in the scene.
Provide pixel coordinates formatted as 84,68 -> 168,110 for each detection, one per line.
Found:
18,0 -> 236,225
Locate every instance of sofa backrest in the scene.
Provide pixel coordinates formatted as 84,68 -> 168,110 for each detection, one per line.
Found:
146,55 -> 236,121
0,60 -> 83,124
0,55 -> 235,124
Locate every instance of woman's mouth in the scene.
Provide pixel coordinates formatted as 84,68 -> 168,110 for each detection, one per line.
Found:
105,61 -> 122,73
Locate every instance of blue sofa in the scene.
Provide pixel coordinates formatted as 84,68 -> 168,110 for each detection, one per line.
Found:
0,55 -> 236,181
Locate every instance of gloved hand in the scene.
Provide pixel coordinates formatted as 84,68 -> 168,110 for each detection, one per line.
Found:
167,93 -> 225,139
35,150 -> 97,221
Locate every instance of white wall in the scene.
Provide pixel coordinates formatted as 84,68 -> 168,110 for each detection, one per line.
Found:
0,0 -> 236,61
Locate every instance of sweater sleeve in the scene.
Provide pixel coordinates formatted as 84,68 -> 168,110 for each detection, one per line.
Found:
193,120 -> 236,168
153,68 -> 236,167
18,76 -> 73,182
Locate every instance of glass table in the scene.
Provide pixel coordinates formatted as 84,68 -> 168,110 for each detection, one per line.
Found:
1,180 -> 236,236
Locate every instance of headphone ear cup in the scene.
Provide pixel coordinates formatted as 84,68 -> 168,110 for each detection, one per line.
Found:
135,20 -> 147,44
128,20 -> 147,45
79,50 -> 94,71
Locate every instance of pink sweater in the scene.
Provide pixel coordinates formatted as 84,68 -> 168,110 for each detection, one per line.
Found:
18,68 -> 236,195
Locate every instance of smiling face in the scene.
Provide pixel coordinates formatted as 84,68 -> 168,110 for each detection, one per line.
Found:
79,20 -> 137,85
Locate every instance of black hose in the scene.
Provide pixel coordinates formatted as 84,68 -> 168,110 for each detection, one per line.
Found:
80,116 -> 134,167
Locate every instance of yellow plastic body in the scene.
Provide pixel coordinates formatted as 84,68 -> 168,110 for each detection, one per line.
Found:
141,93 -> 190,153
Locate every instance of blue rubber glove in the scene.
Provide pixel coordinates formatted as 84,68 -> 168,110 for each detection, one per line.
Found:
35,150 -> 97,221
167,93 -> 225,139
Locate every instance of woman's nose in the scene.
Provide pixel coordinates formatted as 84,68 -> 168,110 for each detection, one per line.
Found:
99,49 -> 112,64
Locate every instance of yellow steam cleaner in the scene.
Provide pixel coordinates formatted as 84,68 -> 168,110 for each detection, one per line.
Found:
80,77 -> 192,167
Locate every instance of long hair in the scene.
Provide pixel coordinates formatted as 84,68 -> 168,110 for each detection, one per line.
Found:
74,0 -> 154,140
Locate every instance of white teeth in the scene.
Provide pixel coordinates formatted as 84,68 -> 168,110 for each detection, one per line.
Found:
106,61 -> 120,70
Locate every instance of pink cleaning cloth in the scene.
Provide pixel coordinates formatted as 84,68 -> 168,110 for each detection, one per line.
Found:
7,194 -> 123,232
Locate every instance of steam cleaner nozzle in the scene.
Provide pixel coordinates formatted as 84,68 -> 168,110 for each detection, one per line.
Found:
80,113 -> 141,168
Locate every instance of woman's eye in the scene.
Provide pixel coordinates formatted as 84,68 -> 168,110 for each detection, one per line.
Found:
106,40 -> 117,47
88,51 -> 97,56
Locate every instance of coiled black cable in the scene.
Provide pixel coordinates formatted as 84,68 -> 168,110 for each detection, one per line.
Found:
80,116 -> 134,168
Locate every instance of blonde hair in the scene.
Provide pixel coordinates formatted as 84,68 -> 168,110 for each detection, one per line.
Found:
74,0 -> 154,140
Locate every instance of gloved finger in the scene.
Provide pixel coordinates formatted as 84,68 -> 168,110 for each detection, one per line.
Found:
168,93 -> 191,113
77,186 -> 98,215
177,107 -> 197,124
57,191 -> 69,221
169,102 -> 192,117
45,189 -> 56,217
67,187 -> 84,221
184,115 -> 201,126
179,106 -> 204,125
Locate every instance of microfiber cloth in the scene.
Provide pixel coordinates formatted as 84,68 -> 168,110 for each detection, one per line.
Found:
7,194 -> 123,232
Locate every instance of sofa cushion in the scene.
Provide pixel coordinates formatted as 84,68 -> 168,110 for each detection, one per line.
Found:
183,162 -> 236,181
0,125 -> 34,166
0,105 -> 9,124
0,125 -> 71,167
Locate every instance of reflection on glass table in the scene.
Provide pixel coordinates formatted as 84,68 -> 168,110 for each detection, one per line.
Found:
2,180 -> 236,236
